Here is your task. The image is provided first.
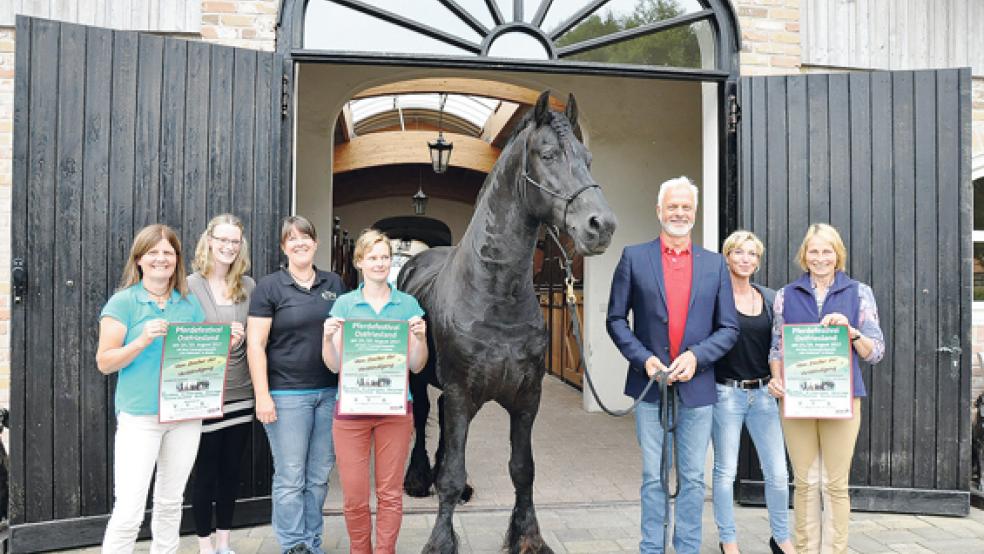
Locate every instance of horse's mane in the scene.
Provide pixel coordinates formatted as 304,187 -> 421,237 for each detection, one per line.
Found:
505,107 -> 576,146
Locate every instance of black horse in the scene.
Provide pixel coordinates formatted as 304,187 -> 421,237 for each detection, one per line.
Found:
398,91 -> 617,553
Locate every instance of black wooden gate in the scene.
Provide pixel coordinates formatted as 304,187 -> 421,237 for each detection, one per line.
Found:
736,69 -> 973,515
10,16 -> 291,551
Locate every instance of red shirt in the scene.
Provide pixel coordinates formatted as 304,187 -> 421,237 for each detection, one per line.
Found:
661,241 -> 692,359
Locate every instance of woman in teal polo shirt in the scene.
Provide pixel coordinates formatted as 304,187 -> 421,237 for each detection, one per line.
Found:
96,224 -> 208,553
322,229 -> 428,554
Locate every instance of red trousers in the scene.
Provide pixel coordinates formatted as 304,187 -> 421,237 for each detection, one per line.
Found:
332,413 -> 414,554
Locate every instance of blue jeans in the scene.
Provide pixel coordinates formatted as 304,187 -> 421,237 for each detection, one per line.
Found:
263,389 -> 337,553
635,397 -> 713,554
711,383 -> 790,544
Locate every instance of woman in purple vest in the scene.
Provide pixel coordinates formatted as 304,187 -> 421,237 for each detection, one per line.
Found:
767,224 -> 885,554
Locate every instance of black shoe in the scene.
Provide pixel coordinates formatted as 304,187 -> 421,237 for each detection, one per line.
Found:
769,537 -> 784,554
719,543 -> 725,554
285,544 -> 311,554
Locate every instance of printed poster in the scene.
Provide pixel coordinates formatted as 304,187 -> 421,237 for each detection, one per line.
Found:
782,324 -> 854,419
338,319 -> 410,416
159,323 -> 231,423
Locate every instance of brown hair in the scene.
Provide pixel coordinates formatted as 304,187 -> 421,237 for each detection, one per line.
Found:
353,229 -> 392,264
192,213 -> 251,303
796,223 -> 847,273
280,215 -> 318,245
118,224 -> 189,296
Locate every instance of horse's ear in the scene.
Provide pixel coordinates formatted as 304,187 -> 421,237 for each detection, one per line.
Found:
534,90 -> 551,126
564,93 -> 578,129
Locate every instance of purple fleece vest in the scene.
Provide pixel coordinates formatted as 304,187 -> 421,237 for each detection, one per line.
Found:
781,272 -> 866,397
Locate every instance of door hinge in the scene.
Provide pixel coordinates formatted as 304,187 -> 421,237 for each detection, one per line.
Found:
727,94 -> 741,134
281,74 -> 290,118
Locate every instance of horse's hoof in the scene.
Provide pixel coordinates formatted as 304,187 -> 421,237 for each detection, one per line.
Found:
404,463 -> 435,497
457,483 -> 474,504
505,536 -> 554,554
404,475 -> 433,497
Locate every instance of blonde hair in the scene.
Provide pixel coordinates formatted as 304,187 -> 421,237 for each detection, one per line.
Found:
193,214 -> 251,303
353,229 -> 392,264
118,224 -> 189,296
722,230 -> 765,261
796,223 -> 847,273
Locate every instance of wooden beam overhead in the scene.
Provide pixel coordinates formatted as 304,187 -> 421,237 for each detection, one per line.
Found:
333,130 -> 500,174
353,78 -> 566,111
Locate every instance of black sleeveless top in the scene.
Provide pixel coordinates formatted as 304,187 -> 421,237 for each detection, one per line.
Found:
717,307 -> 772,382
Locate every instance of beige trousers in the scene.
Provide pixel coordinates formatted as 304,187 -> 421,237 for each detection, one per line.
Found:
780,399 -> 862,554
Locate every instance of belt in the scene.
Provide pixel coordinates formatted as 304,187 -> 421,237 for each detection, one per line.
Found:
717,376 -> 770,390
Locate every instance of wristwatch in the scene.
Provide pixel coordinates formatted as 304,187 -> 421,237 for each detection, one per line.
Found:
851,332 -> 863,342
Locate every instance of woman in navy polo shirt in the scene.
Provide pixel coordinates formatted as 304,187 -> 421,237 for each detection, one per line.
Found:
322,229 -> 428,554
247,215 -> 346,554
96,224 -> 207,553
768,224 -> 885,554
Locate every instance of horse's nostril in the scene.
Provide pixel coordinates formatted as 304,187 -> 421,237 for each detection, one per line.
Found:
588,215 -> 602,232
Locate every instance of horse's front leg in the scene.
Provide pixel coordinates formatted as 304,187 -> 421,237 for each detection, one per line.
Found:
504,387 -> 553,554
423,386 -> 476,554
404,373 -> 434,497
433,393 -> 473,503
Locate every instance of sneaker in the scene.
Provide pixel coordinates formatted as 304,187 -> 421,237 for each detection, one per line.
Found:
285,544 -> 311,554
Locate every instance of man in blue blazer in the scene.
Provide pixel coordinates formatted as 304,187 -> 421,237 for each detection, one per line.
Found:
607,176 -> 739,554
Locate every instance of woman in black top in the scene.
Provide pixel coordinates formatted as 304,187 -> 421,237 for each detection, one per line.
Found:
246,216 -> 346,554
711,231 -> 795,554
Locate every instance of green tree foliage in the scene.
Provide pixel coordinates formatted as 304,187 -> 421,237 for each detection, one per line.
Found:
555,0 -> 701,67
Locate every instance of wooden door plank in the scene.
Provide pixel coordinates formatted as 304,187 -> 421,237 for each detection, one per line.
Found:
231,49 -> 257,230
848,72 -> 873,485
24,17 -> 60,522
79,24 -> 113,517
9,14 -> 33,525
807,74 -> 830,225
160,38 -> 188,229
934,68 -> 961,490
912,70 -> 939,489
183,41 -> 210,245
868,71 -> 895,486
890,70 -> 916,488
133,33 -> 164,229
207,45 -> 234,215
52,20 -> 86,520
785,76 -> 809,278
765,77 -> 788,289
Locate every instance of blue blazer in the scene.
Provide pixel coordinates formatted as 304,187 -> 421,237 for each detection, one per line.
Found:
606,238 -> 740,407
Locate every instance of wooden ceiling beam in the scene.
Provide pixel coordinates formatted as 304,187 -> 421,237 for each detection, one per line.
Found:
333,131 -> 500,174
352,78 -> 566,111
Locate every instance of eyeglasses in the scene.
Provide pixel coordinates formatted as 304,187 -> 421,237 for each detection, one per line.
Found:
285,235 -> 314,244
211,236 -> 242,247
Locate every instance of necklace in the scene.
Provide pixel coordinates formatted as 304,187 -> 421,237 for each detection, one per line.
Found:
289,267 -> 316,288
143,283 -> 169,298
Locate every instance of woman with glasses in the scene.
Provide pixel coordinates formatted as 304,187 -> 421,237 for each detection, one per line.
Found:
247,215 -> 346,554
188,214 -> 254,554
97,224 -> 206,552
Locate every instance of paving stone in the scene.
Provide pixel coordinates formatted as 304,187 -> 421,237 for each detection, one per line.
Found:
562,538 -> 622,552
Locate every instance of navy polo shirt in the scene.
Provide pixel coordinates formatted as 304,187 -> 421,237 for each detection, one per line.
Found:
249,267 -> 346,391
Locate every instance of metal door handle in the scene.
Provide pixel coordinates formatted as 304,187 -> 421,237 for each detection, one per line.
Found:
11,258 -> 25,303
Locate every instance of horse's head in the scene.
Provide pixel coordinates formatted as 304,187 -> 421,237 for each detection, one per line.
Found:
518,91 -> 617,255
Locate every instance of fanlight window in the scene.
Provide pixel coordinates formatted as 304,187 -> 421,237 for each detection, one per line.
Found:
303,0 -> 717,70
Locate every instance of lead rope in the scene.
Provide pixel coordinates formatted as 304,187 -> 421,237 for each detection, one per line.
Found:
544,225 -> 679,550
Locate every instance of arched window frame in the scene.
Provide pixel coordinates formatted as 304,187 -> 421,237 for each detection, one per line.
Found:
278,0 -> 742,80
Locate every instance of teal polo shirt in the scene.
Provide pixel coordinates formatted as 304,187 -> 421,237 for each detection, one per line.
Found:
100,285 -> 206,415
330,283 -> 425,401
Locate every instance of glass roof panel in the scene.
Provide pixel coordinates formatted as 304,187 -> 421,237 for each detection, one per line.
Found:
487,31 -> 552,60
349,94 -> 501,129
304,1 -> 476,55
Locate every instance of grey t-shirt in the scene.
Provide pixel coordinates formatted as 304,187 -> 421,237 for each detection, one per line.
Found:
188,272 -> 256,402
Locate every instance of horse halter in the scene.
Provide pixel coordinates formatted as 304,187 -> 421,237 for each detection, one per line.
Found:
518,125 -> 600,229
